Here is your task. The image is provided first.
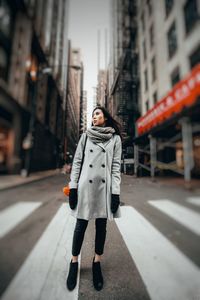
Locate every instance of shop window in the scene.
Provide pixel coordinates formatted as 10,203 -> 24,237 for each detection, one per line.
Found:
171,66 -> 180,87
167,21 -> 177,58
189,44 -> 200,69
165,0 -> 174,17
184,0 -> 199,34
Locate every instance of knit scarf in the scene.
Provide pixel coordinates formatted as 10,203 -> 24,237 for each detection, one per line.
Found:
86,126 -> 115,143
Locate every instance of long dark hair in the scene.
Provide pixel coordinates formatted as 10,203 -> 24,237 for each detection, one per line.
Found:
91,106 -> 122,139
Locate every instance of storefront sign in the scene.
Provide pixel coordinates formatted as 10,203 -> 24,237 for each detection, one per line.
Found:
136,64 -> 200,135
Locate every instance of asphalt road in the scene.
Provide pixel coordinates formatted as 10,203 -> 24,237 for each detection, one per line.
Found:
0,174 -> 200,300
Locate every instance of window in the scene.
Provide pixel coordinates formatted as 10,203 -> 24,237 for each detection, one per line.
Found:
145,99 -> 149,112
143,40 -> 147,61
165,0 -> 174,17
144,69 -> 148,91
150,24 -> 154,48
167,21 -> 177,58
0,1 -> 13,81
147,0 -> 152,16
151,57 -> 156,82
153,91 -> 157,105
189,44 -> 200,69
170,67 -> 180,87
184,0 -> 199,34
141,12 -> 145,31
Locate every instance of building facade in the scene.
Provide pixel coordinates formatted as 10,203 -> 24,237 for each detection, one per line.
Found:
66,45 -> 84,159
0,0 -> 69,174
135,0 -> 200,180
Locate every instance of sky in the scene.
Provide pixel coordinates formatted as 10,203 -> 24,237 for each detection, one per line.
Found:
68,0 -> 111,127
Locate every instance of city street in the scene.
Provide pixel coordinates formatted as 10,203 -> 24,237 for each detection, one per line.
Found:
0,174 -> 200,300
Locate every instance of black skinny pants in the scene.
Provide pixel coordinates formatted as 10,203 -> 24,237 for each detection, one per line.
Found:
72,218 -> 107,256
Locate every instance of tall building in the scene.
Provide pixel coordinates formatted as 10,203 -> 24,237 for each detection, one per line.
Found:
0,0 -> 69,174
97,69 -> 107,107
80,90 -> 87,133
135,0 -> 200,179
109,0 -> 140,153
66,45 -> 84,158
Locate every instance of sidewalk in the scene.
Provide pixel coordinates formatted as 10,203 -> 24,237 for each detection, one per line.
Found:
0,169 -> 62,191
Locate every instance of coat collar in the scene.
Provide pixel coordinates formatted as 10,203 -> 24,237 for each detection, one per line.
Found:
94,136 -> 113,150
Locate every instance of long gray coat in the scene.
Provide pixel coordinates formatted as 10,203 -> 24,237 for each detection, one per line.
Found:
69,132 -> 122,220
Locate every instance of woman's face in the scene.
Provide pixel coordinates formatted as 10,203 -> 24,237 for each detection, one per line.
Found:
92,109 -> 107,126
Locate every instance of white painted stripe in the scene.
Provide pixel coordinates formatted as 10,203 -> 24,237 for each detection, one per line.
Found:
0,202 -> 42,238
186,197 -> 200,207
2,204 -> 80,300
148,199 -> 200,235
115,206 -> 200,300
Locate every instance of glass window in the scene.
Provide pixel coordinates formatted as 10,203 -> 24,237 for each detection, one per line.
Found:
170,67 -> 180,87
144,69 -> 148,91
189,44 -> 200,69
0,46 -> 8,80
151,57 -> 156,82
167,21 -> 177,58
141,12 -> 145,31
147,0 -> 152,16
150,24 -> 154,48
153,91 -> 157,105
184,0 -> 199,34
0,0 -> 12,38
143,40 -> 147,61
165,0 -> 174,17
145,99 -> 149,112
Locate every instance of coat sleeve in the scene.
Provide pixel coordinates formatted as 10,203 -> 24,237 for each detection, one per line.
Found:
111,135 -> 122,195
69,133 -> 86,189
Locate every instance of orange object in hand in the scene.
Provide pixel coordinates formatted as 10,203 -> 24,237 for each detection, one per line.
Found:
63,185 -> 70,196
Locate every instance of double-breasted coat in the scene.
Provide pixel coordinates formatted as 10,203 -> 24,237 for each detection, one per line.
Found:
69,132 -> 122,220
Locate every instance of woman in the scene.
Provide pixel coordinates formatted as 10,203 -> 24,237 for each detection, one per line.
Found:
66,106 -> 122,291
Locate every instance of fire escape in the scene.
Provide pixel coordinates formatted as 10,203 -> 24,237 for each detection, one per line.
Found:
116,0 -> 140,144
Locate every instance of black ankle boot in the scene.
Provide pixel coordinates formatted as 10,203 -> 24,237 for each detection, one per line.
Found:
92,257 -> 103,291
66,260 -> 78,291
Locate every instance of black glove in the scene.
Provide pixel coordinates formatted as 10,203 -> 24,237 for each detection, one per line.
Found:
69,188 -> 78,210
111,194 -> 120,214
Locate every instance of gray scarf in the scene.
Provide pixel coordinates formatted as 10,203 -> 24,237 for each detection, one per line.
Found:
86,126 -> 115,143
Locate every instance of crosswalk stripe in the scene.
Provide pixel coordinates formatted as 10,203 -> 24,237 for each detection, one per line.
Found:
0,202 -> 42,239
1,204 -> 80,300
148,199 -> 200,235
115,206 -> 200,300
186,197 -> 200,206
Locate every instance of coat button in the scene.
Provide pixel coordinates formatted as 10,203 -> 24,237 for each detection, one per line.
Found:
89,180 -> 93,183
101,164 -> 105,168
90,149 -> 93,152
89,164 -> 93,168
102,179 -> 105,183
102,149 -> 105,153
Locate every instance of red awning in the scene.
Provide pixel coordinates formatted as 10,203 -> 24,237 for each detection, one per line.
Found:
136,64 -> 200,136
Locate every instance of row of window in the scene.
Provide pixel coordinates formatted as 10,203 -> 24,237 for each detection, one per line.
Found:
144,42 -> 200,113
141,0 -> 199,60
142,0 -> 198,33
